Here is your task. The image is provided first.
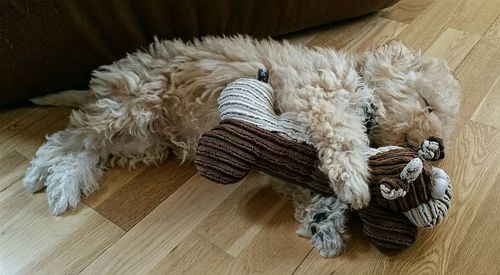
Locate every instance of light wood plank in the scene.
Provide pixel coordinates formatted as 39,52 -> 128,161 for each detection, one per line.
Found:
0,183 -> 124,274
92,160 -> 197,231
306,14 -> 381,49
483,15 -> 500,48
153,203 -> 314,275
446,173 -> 500,274
396,0 -> 466,51
149,233 -> 234,274
81,173 -> 239,274
432,121 -> 500,274
453,17 -> 500,132
0,106 -> 35,130
423,28 -> 481,70
282,29 -> 321,46
227,202 -> 312,274
194,173 -> 286,257
344,17 -> 408,52
83,165 -> 147,208
0,107 -> 71,158
0,150 -> 29,192
471,77 -> 500,129
447,0 -> 500,34
381,0 -> 434,23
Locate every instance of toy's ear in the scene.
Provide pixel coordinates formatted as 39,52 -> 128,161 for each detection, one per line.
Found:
400,157 -> 423,183
379,157 -> 423,200
380,158 -> 424,200
358,205 -> 418,251
418,136 -> 445,161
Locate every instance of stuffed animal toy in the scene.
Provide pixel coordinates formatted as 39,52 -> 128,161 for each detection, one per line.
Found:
195,75 -> 452,256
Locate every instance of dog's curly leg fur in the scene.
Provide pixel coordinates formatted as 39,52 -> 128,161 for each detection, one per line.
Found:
25,126 -> 169,215
296,88 -> 371,209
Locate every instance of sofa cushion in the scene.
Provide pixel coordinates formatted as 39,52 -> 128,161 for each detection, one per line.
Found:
0,0 -> 399,106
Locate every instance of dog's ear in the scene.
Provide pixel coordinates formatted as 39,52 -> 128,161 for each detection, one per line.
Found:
361,40 -> 422,74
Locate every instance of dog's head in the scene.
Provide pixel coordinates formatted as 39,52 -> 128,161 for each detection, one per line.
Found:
360,40 -> 460,149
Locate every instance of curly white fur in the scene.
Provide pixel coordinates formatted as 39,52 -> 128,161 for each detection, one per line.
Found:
25,36 -> 460,216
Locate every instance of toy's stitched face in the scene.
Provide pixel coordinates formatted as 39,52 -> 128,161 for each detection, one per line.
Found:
403,166 -> 452,227
369,150 -> 452,228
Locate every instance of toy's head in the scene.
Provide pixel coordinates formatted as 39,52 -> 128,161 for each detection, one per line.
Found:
358,138 -> 452,250
369,143 -> 451,227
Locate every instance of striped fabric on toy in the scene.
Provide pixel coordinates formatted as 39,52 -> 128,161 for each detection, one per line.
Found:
218,78 -> 311,144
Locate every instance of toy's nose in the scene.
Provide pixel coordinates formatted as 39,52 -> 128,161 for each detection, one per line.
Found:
431,167 -> 449,199
403,166 -> 452,228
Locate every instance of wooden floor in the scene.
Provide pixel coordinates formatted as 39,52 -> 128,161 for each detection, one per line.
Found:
1,0 -> 500,274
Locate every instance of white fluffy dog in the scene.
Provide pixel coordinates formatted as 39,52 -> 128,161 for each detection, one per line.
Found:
25,36 -> 460,215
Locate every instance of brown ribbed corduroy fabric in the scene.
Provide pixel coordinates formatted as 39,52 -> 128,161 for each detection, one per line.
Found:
195,119 -> 332,194
368,149 -> 434,212
358,206 -> 418,250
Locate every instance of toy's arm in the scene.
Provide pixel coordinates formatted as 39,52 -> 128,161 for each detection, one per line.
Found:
358,205 -> 418,251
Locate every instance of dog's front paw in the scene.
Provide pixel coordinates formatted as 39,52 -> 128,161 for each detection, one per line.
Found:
23,164 -> 48,193
295,196 -> 349,257
310,222 -> 344,257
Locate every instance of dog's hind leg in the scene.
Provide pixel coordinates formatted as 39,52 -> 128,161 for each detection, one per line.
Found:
25,49 -> 175,214
105,133 -> 170,169
25,128 -> 169,215
24,128 -> 104,215
25,95 -> 169,214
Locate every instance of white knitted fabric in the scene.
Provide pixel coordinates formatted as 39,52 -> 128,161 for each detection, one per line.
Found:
404,185 -> 452,228
218,78 -> 311,144
418,140 -> 441,160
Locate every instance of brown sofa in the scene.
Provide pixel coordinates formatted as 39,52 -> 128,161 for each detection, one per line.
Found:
0,0 -> 399,106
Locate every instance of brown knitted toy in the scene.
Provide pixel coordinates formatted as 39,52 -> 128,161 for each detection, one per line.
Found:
195,77 -> 452,254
